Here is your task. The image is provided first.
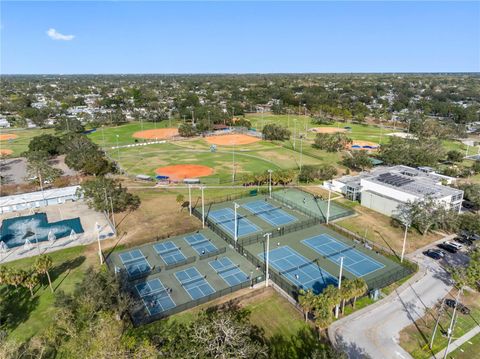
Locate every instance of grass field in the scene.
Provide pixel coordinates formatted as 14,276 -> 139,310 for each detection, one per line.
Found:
399,290 -> 480,359
0,128 -> 53,157
0,246 -> 93,342
448,333 -> 480,359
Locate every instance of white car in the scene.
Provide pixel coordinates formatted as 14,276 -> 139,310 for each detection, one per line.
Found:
444,241 -> 463,250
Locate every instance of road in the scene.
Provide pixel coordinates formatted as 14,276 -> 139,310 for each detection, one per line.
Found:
329,241 -> 456,359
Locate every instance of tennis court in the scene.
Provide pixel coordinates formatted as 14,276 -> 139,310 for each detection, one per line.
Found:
259,246 -> 337,294
184,233 -> 218,255
242,200 -> 297,226
209,256 -> 250,287
302,234 -> 385,277
119,249 -> 151,278
208,208 -> 260,237
135,278 -> 176,316
153,241 -> 186,265
175,266 -> 216,300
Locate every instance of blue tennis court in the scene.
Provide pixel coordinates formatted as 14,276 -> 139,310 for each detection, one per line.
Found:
119,249 -> 151,277
174,266 -> 216,300
208,208 -> 260,237
209,256 -> 249,287
153,241 -> 186,265
184,233 -> 218,255
243,200 -> 297,226
259,246 -> 337,294
302,234 -> 385,277
135,278 -> 176,316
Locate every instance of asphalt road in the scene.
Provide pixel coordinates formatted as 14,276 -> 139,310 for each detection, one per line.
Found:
329,242 -> 456,359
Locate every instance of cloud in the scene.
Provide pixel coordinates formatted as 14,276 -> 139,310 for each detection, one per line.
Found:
46,28 -> 75,41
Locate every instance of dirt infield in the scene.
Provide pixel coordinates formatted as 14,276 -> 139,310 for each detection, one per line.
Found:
205,134 -> 261,145
0,134 -> 18,141
310,127 -> 348,134
155,164 -> 214,180
348,140 -> 380,150
0,149 -> 13,156
132,128 -> 179,140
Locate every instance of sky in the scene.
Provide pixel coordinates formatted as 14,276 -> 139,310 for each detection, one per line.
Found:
1,1 -> 479,74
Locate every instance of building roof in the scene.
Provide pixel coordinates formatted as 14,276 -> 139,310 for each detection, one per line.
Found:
0,186 -> 80,208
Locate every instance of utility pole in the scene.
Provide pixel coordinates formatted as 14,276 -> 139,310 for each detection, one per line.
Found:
335,256 -> 344,319
201,186 -> 205,228
430,298 -> 445,349
444,288 -> 463,359
264,232 -> 272,287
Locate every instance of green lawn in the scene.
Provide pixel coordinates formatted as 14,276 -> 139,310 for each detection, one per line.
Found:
1,128 -> 54,157
88,120 -> 181,148
400,291 -> 480,359
1,246 -> 92,342
449,333 -> 480,359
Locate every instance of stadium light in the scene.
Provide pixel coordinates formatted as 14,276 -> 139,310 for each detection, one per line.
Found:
268,169 -> 273,198
188,184 -> 192,216
299,134 -> 303,171
263,232 -> 272,288
335,256 -> 344,319
232,141 -> 236,184
444,287 -> 463,359
233,202 -> 240,247
95,222 -> 103,265
115,134 -> 120,160
401,223 -> 409,263
201,186 -> 205,228
326,182 -> 332,224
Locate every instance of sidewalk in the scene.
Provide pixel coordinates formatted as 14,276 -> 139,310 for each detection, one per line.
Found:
432,325 -> 480,359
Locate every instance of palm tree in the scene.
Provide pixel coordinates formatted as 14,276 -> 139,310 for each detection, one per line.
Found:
23,273 -> 40,298
298,289 -> 316,322
352,278 -> 368,308
0,266 -> 9,286
313,294 -> 334,339
35,255 -> 54,293
322,285 -> 341,314
340,279 -> 356,314
9,269 -> 27,289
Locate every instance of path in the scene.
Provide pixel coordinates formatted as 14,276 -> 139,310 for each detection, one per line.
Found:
329,236 -> 456,359
433,325 -> 480,359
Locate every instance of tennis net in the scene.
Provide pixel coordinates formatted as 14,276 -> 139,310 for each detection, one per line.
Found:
217,264 -> 240,276
279,261 -> 316,276
191,239 -> 211,247
138,285 -> 168,298
251,205 -> 282,216
180,276 -> 205,287
323,245 -> 356,259
157,247 -> 179,256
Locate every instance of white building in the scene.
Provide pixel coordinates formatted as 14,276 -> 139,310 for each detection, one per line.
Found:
0,186 -> 82,214
326,165 -> 463,217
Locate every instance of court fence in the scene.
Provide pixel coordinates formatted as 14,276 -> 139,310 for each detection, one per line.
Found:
130,275 -> 265,326
271,191 -> 355,222
199,247 -> 227,260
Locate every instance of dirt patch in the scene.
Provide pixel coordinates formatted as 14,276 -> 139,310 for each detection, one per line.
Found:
155,164 -> 214,180
348,140 -> 380,150
205,134 -> 261,146
0,149 -> 13,156
132,128 -> 179,140
0,134 -> 18,141
310,127 -> 348,134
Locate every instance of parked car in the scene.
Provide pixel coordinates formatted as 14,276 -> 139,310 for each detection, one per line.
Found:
470,233 -> 480,241
444,241 -> 463,250
454,236 -> 473,246
423,249 -> 445,260
437,242 -> 459,253
445,299 -> 471,315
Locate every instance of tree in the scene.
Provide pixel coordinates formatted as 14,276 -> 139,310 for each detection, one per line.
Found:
457,212 -> 480,233
457,183 -> 480,210
298,165 -> 337,183
176,194 -> 185,210
312,133 -> 352,152
262,123 -> 291,141
34,255 -> 54,293
379,137 -> 445,167
340,279 -> 356,314
28,134 -> 63,156
447,150 -> 464,163
298,289 -> 316,322
8,269 -> 27,288
342,151 -> 373,171
313,295 -> 334,338
25,150 -> 62,188
351,278 -> 368,308
23,273 -> 40,298
178,123 -> 197,137
55,117 -> 85,133
78,177 -> 141,213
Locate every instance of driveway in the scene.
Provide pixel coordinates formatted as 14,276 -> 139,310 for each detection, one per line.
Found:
329,242 -> 455,359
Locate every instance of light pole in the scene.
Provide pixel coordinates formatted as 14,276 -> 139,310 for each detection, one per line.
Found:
293,119 -> 297,150
201,186 -> 205,228
101,125 -> 105,148
233,202 -> 240,247
232,141 -> 236,183
299,134 -> 303,171
188,184 -> 192,216
115,134 -> 120,161
268,169 -> 273,199
326,184 -> 332,224
263,232 -> 272,287
401,223 -> 409,263
95,222 -> 103,265
444,288 -> 463,359
430,298 -> 445,349
335,256 -> 344,319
